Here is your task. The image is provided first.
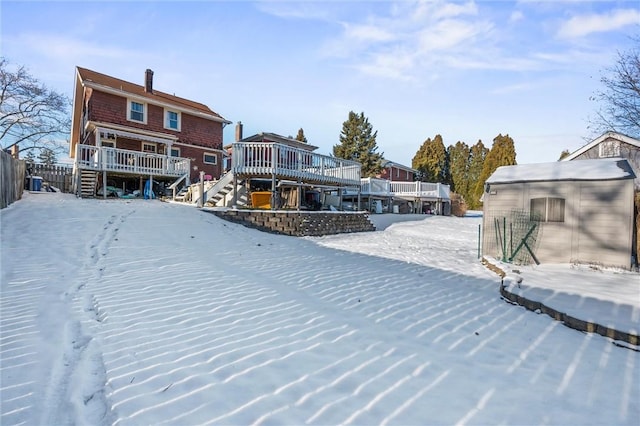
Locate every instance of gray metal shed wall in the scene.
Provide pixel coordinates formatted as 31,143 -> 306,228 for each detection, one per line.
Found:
482,179 -> 634,268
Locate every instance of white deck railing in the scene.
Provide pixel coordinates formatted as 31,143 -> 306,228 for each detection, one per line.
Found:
346,177 -> 450,200
75,144 -> 190,177
231,142 -> 361,186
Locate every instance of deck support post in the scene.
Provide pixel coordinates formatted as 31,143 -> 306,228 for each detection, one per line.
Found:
198,171 -> 204,207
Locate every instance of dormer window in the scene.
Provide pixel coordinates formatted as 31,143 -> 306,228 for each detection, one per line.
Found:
165,109 -> 181,131
599,140 -> 620,158
128,99 -> 146,123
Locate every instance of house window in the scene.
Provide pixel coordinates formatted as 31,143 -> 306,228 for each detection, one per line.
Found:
165,110 -> 181,131
599,140 -> 620,158
203,153 -> 217,165
128,100 -> 146,123
530,197 -> 565,222
142,142 -> 157,153
170,147 -> 180,157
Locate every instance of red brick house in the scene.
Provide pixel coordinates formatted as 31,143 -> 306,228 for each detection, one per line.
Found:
377,160 -> 417,182
70,67 -> 230,198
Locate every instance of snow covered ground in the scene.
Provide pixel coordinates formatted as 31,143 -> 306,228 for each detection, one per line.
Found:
1,192 -> 638,425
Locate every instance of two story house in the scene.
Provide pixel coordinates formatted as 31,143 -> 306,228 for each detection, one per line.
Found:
70,67 -> 230,198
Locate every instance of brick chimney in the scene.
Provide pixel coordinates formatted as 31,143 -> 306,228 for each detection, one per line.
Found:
235,121 -> 243,141
144,69 -> 154,93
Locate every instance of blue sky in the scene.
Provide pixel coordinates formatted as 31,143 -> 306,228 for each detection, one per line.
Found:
2,0 -> 639,166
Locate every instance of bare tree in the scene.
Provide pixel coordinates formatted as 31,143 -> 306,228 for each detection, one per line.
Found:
590,38 -> 640,137
0,58 -> 71,157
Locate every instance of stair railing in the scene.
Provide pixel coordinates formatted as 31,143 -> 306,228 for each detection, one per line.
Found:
196,171 -> 235,205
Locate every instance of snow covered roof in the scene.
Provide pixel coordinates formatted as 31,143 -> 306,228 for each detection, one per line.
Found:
486,158 -> 636,184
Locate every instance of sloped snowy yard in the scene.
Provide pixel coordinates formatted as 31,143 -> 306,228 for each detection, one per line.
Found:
1,193 -> 638,425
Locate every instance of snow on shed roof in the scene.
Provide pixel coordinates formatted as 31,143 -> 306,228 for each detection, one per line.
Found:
486,158 -> 636,184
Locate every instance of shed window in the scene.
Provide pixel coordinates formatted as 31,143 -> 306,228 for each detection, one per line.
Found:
599,140 -> 620,158
203,153 -> 217,165
530,197 -> 565,222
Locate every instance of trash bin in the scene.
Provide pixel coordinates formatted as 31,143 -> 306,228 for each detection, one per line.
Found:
31,176 -> 43,191
251,191 -> 271,209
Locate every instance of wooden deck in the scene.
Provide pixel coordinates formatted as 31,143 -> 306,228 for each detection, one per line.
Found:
231,142 -> 361,187
75,144 -> 190,178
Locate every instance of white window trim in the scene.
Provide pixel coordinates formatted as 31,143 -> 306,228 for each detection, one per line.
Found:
203,152 -> 217,165
127,99 -> 147,124
99,131 -> 117,148
164,109 -> 181,131
170,147 -> 181,157
530,197 -> 565,223
142,142 -> 157,153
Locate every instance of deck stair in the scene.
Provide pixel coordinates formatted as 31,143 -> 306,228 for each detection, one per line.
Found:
205,183 -> 248,207
169,173 -> 190,202
173,186 -> 190,202
199,172 -> 248,207
80,170 -> 98,198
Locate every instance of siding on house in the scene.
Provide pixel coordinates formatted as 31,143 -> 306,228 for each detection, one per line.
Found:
562,132 -> 640,189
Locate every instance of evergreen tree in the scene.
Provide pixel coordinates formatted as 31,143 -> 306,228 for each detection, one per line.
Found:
558,149 -> 570,160
24,150 -> 36,163
412,134 -> 448,182
333,111 -> 383,177
295,128 -> 308,143
447,141 -> 470,195
466,140 -> 489,210
38,147 -> 57,166
473,134 -> 516,207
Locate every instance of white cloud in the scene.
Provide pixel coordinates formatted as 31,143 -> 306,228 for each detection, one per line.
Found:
410,0 -> 479,22
509,10 -> 524,23
320,1 -> 501,81
557,8 -> 640,38
254,1 -> 333,21
416,18 -> 493,52
355,48 -> 416,81
343,23 -> 397,43
10,33 -> 139,62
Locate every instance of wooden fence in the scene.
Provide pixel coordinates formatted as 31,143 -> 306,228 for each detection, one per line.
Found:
0,150 -> 26,209
29,163 -> 73,193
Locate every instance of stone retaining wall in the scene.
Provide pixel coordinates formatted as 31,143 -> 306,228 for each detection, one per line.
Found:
206,209 -> 375,237
482,257 -> 639,348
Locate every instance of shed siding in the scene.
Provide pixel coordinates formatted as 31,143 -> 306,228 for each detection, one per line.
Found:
574,181 -> 634,266
482,178 -> 634,268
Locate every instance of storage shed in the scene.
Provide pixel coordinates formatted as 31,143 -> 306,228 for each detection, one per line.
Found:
482,158 -> 636,269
